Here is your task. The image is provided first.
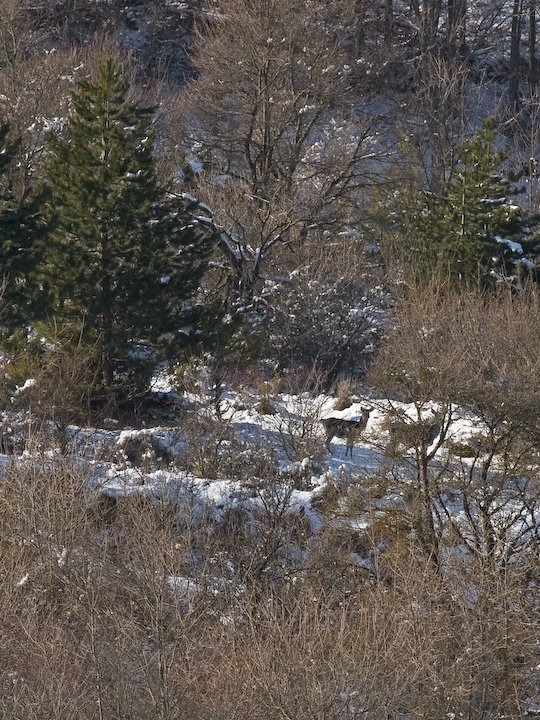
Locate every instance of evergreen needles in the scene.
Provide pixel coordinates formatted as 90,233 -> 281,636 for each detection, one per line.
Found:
42,57 -> 215,394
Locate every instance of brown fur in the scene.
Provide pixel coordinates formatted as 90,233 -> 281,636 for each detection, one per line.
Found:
321,408 -> 371,458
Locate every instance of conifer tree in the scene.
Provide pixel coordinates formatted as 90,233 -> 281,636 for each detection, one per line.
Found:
0,122 -> 44,334
408,120 -> 536,283
43,58 -> 214,392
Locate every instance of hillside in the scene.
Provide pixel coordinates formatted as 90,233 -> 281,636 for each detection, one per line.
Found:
2,1 -> 540,718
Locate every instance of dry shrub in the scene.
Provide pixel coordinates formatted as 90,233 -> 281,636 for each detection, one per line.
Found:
310,479 -> 342,514
302,523 -> 375,599
370,278 -> 467,403
0,446 -> 537,719
261,260 -> 385,386
370,280 -> 540,567
372,279 -> 540,417
0,622 -> 91,720
275,391 -> 328,463
188,556 -> 534,720
254,395 -> 277,415
332,374 -> 357,410
0,454 -> 95,647
181,409 -> 236,478
6,334 -> 110,455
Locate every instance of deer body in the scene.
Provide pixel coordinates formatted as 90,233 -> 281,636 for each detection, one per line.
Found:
386,416 -> 442,455
321,408 -> 371,458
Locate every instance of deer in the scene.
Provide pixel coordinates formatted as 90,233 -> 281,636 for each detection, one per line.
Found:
385,411 -> 442,456
321,407 -> 371,458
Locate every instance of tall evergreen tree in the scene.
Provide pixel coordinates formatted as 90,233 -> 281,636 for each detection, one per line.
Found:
408,120 -> 537,283
43,57 -> 215,392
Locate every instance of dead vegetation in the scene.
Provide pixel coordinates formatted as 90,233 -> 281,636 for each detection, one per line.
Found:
1,447 -> 539,720
2,2 -> 540,715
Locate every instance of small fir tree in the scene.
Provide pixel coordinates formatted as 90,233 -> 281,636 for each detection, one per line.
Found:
42,57 -> 215,393
408,120 -> 537,283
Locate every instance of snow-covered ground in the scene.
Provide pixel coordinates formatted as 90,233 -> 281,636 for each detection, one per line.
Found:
1,385 -> 530,572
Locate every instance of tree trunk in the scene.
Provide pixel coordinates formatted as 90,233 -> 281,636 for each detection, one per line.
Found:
421,0 -> 442,52
417,448 -> 440,570
510,0 -> 524,108
384,0 -> 394,41
448,0 -> 467,57
354,0 -> 366,51
100,232 -> 114,388
530,0 -> 538,86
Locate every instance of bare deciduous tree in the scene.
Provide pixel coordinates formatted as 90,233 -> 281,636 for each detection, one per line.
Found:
372,281 -> 540,569
173,0 -> 384,303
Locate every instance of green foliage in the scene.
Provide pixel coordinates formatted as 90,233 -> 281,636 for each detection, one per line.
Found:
0,123 -> 17,181
173,302 -> 262,403
407,120 -> 537,283
0,122 -> 45,334
42,57 -> 215,395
